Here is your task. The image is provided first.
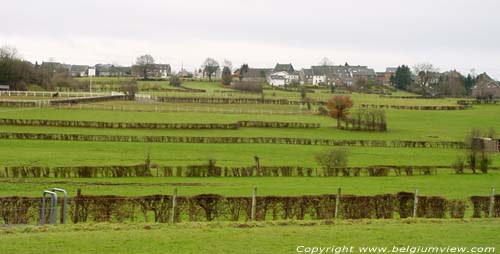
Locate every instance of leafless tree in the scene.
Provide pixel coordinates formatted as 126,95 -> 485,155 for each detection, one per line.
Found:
319,57 -> 333,66
135,54 -> 155,79
222,59 -> 233,71
413,63 -> 439,94
202,58 -> 219,82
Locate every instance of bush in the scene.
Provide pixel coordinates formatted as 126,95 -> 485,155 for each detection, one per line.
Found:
232,81 -> 263,93
317,106 -> 329,116
452,156 -> 465,174
170,75 -> 182,87
315,148 -> 348,176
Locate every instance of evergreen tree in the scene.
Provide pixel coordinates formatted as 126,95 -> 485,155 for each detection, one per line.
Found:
394,65 -> 412,90
221,66 -> 232,85
463,74 -> 476,96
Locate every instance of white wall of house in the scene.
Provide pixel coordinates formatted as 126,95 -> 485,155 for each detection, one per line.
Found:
313,75 -> 326,85
269,71 -> 289,86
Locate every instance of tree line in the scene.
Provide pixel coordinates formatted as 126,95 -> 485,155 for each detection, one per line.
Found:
390,63 -> 479,97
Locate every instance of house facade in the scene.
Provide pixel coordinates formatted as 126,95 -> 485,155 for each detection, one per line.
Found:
239,68 -> 272,83
268,63 -> 299,86
131,64 -> 171,78
472,73 -> 500,98
306,65 -> 376,86
69,65 -> 89,77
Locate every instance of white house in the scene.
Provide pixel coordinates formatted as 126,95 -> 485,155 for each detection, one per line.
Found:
267,63 -> 298,86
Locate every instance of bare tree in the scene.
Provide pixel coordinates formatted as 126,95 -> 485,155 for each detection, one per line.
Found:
135,54 -> 155,79
413,63 -> 439,94
222,59 -> 233,71
0,45 -> 19,59
202,58 -> 219,82
319,57 -> 333,66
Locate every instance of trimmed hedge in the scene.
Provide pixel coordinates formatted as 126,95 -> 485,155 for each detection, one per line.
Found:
0,118 -> 319,130
0,192 -> 485,224
0,164 -> 463,178
0,132 -> 466,148
50,95 -> 126,105
359,104 -> 469,110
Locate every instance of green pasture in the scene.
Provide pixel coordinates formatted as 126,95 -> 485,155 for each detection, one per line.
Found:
0,170 -> 498,198
1,105 -> 499,141
0,139 -> 498,168
0,220 -> 498,254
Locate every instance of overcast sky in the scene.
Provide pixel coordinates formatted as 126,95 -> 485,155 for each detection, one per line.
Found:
2,0 -> 499,78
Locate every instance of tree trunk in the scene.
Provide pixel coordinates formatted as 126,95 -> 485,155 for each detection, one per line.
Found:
337,117 -> 341,129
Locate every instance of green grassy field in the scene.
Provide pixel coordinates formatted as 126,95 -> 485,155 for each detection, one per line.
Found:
0,220 -> 498,254
0,171 -> 498,198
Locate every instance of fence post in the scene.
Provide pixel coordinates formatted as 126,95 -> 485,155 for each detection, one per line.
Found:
171,188 -> 177,224
335,187 -> 341,219
413,188 -> 419,218
74,188 -> 81,223
489,187 -> 496,218
251,187 -> 257,221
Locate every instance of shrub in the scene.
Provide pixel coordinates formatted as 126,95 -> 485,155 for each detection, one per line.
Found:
452,156 -> 465,174
169,75 -> 182,87
232,81 -> 263,93
315,148 -> 348,176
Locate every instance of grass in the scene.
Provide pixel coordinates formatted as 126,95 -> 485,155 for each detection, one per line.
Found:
0,171 -> 498,198
0,220 -> 498,254
2,139 -> 495,167
1,105 -> 500,141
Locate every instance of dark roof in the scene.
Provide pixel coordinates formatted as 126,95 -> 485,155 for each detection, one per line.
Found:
273,63 -> 294,73
70,65 -> 89,73
349,66 -> 376,77
332,66 -> 351,78
243,68 -> 272,78
311,65 -> 333,76
301,68 -> 313,76
473,73 -> 500,89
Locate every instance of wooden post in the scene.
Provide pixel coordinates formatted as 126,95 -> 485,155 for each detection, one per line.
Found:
251,187 -> 257,221
413,188 -> 419,218
171,188 -> 177,224
489,187 -> 496,218
335,187 -> 341,219
74,188 -> 81,223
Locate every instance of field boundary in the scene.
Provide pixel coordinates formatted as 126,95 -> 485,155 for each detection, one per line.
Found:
0,118 -> 320,129
0,132 -> 466,148
1,192 -> 498,224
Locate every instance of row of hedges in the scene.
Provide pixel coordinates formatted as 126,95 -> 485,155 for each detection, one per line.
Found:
0,164 -> 460,178
1,193 -> 497,224
50,95 -> 126,105
359,104 -> 469,110
155,96 -> 299,105
0,119 -> 320,130
457,99 -> 500,105
0,100 -> 43,107
0,132 -> 466,148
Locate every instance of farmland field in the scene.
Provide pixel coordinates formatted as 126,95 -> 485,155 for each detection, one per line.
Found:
1,80 -> 499,253
1,220 -> 498,254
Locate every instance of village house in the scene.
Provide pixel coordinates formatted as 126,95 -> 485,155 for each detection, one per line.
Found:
304,65 -> 375,86
376,67 -> 397,85
472,73 -> 500,98
69,65 -> 89,77
131,63 -> 171,78
268,63 -> 299,86
41,62 -> 71,74
299,68 -> 313,84
236,68 -> 272,83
